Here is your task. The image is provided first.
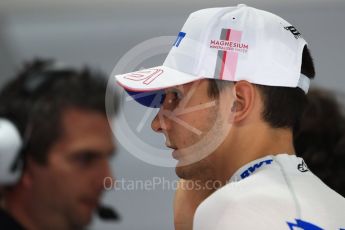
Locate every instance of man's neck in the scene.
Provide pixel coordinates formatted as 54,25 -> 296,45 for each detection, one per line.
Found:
4,186 -> 74,230
217,124 -> 295,184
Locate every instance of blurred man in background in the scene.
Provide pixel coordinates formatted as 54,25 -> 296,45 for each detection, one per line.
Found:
0,59 -> 116,230
295,88 -> 345,197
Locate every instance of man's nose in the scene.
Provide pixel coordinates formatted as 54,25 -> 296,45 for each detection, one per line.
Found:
151,108 -> 169,133
97,161 -> 113,190
103,161 -> 113,179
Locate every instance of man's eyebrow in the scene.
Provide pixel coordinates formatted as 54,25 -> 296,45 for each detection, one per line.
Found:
68,150 -> 101,161
108,148 -> 117,158
68,147 -> 116,157
165,87 -> 182,94
165,87 -> 176,92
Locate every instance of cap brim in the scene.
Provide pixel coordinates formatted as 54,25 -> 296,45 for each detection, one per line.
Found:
115,66 -> 201,92
115,66 -> 202,107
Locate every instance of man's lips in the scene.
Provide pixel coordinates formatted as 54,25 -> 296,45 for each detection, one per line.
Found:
172,149 -> 180,160
81,197 -> 100,210
166,144 -> 177,150
166,145 -> 180,160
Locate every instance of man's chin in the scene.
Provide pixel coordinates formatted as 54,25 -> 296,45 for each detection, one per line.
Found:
175,161 -> 207,181
175,165 -> 190,179
71,202 -> 96,227
175,150 -> 216,181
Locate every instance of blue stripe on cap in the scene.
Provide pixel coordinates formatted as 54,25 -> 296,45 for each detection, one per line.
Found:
125,90 -> 165,108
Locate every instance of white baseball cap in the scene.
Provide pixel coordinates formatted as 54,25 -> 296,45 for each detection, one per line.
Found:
115,4 -> 311,107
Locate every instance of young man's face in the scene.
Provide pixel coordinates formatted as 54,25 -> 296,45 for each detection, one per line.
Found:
151,80 -> 234,181
27,108 -> 115,228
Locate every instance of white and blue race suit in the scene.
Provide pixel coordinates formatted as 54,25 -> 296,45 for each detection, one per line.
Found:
194,154 -> 345,230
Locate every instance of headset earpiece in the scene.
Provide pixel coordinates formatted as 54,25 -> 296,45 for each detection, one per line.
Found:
0,118 -> 23,185
0,62 -> 67,186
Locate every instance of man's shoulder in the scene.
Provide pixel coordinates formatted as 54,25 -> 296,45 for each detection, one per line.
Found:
193,178 -> 295,230
199,172 -> 292,211
194,173 -> 294,227
193,158 -> 345,230
0,208 -> 25,230
197,161 -> 345,215
208,167 -> 290,204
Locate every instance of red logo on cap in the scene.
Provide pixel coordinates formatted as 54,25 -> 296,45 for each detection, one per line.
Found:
124,68 -> 163,85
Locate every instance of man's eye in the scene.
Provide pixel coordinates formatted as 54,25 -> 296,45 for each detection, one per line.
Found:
166,91 -> 182,104
73,153 -> 98,167
168,93 -> 177,103
161,89 -> 183,110
78,156 -> 93,164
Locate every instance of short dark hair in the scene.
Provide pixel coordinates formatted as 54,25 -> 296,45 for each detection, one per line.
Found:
294,89 -> 345,197
208,46 -> 315,129
0,59 -> 114,165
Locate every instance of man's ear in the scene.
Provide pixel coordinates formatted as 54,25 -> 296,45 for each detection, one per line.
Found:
231,81 -> 256,123
19,157 -> 37,189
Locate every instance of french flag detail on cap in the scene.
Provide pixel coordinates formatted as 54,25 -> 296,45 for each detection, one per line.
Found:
213,28 -> 243,81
